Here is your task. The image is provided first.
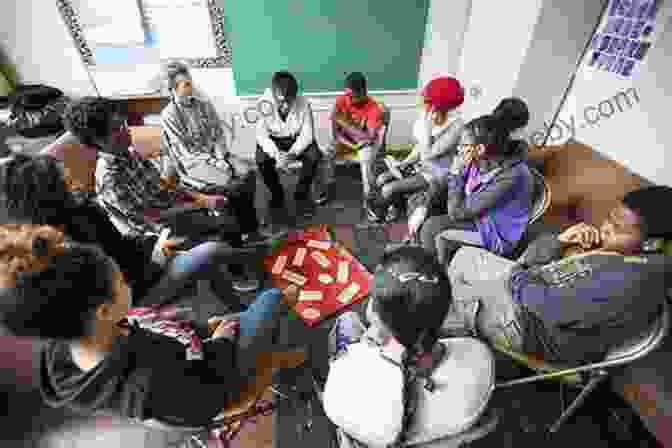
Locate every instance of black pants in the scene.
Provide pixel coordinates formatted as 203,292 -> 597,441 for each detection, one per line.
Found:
419,214 -> 481,266
198,171 -> 260,236
255,138 -> 321,201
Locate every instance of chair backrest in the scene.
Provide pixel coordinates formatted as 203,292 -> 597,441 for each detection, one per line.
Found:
603,297 -> 670,364
527,165 -> 551,225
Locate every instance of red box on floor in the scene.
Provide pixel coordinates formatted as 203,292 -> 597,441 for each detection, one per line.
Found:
263,225 -> 372,327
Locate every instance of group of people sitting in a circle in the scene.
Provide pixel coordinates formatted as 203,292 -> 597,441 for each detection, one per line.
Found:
0,63 -> 669,446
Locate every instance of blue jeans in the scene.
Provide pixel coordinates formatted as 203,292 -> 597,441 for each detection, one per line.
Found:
141,241 -> 263,309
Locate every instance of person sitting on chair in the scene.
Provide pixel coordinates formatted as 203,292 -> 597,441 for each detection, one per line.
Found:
322,72 -> 386,208
161,62 -> 265,246
0,224 -> 307,431
418,98 -> 533,263
366,76 -> 464,223
443,186 -> 672,365
255,71 -> 321,213
0,153 -> 267,310
322,246 -> 496,447
59,97 -> 260,293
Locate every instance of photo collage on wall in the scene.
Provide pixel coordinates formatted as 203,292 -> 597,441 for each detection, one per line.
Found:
587,0 -> 662,78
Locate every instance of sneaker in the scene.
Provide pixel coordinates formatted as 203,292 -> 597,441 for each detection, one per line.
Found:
365,203 -> 384,223
232,277 -> 260,293
242,231 -> 270,247
314,190 -> 328,205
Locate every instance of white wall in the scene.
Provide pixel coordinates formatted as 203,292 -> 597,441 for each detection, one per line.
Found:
513,0 -> 607,139
458,0 -> 545,122
0,1 -> 97,97
417,0 -> 471,89
556,1 -> 672,186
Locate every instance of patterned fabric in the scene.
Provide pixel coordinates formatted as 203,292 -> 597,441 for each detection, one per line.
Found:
125,307 -> 204,361
96,149 -> 180,236
161,97 -> 234,191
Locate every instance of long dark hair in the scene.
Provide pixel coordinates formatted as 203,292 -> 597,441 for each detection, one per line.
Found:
371,246 -> 452,445
0,153 -> 77,226
464,97 -> 530,157
0,224 -> 117,340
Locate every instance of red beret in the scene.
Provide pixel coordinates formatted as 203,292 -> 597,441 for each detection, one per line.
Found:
422,77 -> 464,112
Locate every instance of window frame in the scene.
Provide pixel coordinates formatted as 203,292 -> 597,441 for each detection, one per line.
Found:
55,0 -> 232,69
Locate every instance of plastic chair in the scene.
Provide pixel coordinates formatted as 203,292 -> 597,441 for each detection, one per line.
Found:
494,297 -> 670,434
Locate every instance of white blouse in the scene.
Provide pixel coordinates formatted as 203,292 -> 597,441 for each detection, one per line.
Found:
255,88 -> 315,158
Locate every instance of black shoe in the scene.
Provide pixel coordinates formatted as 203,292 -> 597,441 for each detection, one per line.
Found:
364,201 -> 384,223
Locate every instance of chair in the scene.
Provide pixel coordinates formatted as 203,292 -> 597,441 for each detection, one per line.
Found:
527,165 -> 552,225
494,297 -> 670,434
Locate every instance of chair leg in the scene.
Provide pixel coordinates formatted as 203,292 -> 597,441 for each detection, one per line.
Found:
549,371 -> 608,433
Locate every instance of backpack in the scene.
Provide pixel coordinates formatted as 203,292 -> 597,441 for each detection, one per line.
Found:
8,84 -> 68,138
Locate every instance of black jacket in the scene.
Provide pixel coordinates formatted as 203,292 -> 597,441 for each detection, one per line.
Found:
40,323 -> 239,427
55,201 -> 164,301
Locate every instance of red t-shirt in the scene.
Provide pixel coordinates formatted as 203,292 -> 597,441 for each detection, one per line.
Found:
335,95 -> 384,131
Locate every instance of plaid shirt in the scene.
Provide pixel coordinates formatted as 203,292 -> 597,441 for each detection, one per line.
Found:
96,150 -> 181,236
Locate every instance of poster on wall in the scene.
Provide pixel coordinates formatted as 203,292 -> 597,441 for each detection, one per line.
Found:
586,0 -> 662,78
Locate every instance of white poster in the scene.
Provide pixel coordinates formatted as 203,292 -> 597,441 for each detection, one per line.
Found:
585,0 -> 663,78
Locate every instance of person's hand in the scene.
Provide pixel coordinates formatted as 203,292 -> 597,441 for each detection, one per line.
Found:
189,192 -> 212,209
159,175 -> 178,192
558,223 -> 601,249
462,146 -> 482,165
158,238 -> 181,260
210,317 -> 239,340
276,151 -> 290,171
281,284 -> 300,310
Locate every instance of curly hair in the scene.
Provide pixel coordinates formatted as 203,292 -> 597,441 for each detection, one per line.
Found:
0,153 -> 75,225
62,97 -> 117,146
0,224 -> 117,340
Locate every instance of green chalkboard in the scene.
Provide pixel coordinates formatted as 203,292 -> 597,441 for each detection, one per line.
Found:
224,0 -> 429,96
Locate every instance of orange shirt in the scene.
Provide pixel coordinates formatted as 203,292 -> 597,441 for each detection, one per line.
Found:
334,95 -> 384,131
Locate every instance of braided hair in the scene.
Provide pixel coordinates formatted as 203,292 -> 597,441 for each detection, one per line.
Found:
0,224 -> 117,340
0,153 -> 76,226
371,246 -> 453,446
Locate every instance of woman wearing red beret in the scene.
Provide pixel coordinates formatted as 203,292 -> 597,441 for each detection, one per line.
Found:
366,77 -> 465,223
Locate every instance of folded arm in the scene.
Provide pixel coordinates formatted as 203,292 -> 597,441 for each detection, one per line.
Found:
423,119 -> 463,160
446,169 -> 517,222
289,101 -> 315,156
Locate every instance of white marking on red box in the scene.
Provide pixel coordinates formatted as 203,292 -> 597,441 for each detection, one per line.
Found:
337,282 -> 361,304
272,255 -> 287,274
311,251 -> 331,268
299,290 -> 323,302
282,270 -> 307,286
318,274 -> 334,284
337,261 -> 349,284
293,247 -> 307,266
307,240 -> 331,251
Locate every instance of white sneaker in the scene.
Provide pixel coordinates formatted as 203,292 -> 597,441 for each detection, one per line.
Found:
232,277 -> 260,293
